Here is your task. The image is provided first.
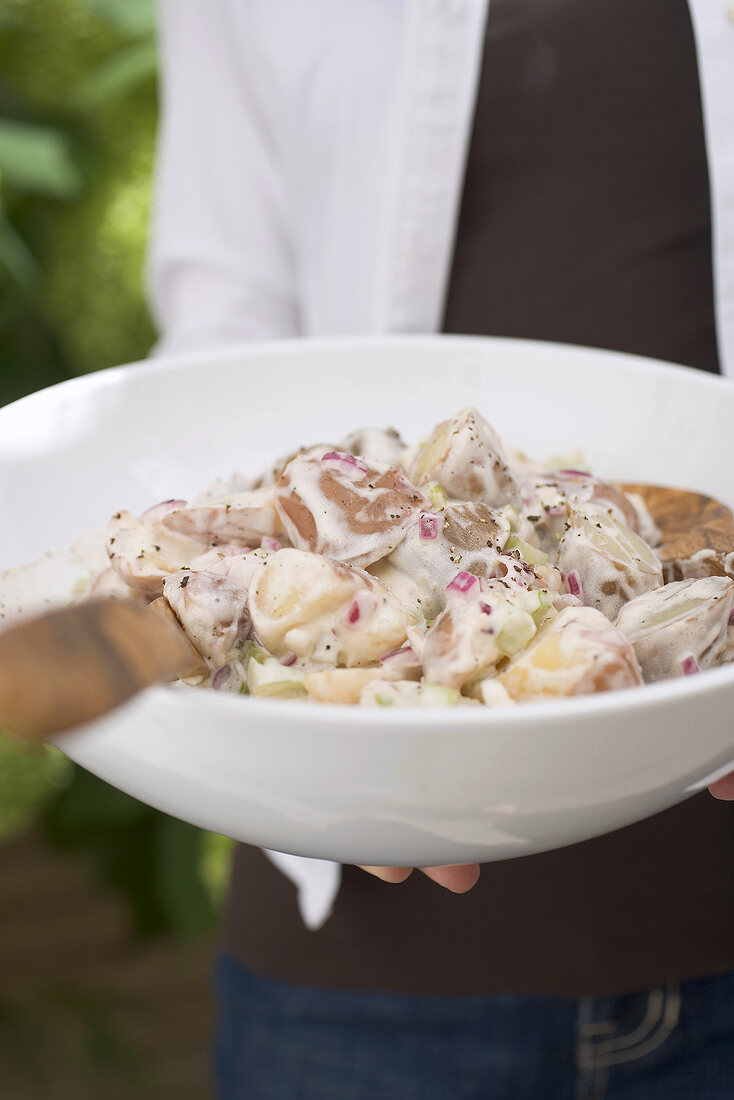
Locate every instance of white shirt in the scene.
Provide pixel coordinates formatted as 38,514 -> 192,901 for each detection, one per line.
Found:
149,0 -> 734,927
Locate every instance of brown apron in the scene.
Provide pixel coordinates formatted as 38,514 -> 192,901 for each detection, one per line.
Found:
225,0 -> 733,996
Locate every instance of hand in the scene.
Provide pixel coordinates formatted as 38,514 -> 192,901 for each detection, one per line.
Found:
359,863 -> 480,892
709,771 -> 734,800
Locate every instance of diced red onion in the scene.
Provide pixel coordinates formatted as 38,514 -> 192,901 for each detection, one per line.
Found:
280,653 -> 297,667
566,570 -> 582,599
212,665 -> 231,690
141,499 -> 187,523
557,469 -> 591,479
345,590 -> 378,626
479,601 -> 493,615
680,655 -> 699,676
260,536 -> 282,552
419,513 -> 440,540
447,571 -> 480,597
380,645 -> 417,664
322,451 -> 369,473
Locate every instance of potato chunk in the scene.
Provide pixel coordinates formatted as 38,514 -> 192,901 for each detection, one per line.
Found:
375,502 -> 510,620
274,452 -> 425,569
163,569 -> 251,667
615,576 -> 734,681
421,575 -> 549,689
106,510 -> 205,595
557,509 -> 663,621
499,606 -> 643,700
162,487 -> 284,546
408,407 -> 518,507
249,548 -> 412,666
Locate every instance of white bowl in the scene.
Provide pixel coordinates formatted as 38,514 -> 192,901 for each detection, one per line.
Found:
1,336 -> 733,866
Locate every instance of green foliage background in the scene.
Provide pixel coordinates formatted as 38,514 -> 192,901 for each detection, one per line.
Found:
0,0 -> 232,940
0,0 -> 157,405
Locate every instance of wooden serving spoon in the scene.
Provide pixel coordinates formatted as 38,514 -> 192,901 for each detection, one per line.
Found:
621,483 -> 734,575
0,597 -> 207,743
0,484 -> 732,744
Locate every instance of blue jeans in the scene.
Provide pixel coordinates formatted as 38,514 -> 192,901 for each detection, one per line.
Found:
214,955 -> 734,1099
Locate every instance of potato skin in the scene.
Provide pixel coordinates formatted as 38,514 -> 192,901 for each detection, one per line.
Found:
274,452 -> 425,569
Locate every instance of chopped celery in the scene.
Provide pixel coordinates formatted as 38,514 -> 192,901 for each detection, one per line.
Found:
546,451 -> 589,472
503,534 -> 548,567
245,640 -> 269,664
496,617 -> 536,659
421,683 -> 461,706
425,482 -> 447,511
529,589 -> 553,626
375,692 -> 395,706
498,504 -> 520,533
253,682 -> 307,699
247,655 -> 306,698
71,573 -> 92,597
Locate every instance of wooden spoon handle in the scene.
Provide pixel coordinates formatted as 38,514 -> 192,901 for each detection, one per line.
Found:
0,598 -> 207,743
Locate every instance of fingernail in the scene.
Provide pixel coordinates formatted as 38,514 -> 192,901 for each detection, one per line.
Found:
359,866 -> 413,883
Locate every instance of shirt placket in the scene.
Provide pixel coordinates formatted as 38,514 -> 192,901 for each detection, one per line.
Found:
374,0 -> 489,334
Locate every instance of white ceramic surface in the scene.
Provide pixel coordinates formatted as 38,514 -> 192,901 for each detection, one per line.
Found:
1,336 -> 733,866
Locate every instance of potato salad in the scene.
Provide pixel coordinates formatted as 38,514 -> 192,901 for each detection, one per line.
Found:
96,408 -> 734,707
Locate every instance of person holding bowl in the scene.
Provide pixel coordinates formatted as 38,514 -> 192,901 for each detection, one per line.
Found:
150,2 -> 734,1096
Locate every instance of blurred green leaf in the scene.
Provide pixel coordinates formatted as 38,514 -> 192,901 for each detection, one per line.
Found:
155,817 -> 217,940
43,767 -> 219,940
0,120 -> 82,199
0,198 -> 38,287
43,765 -> 149,837
201,831 -> 235,907
0,9 -> 20,33
83,0 -> 155,37
0,1 -> 224,950
0,733 -> 71,842
73,37 -> 157,111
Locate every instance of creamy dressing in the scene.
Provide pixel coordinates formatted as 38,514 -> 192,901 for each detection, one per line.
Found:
61,406 -> 730,707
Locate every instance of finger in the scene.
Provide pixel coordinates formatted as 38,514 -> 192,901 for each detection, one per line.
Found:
358,865 -> 414,884
419,864 -> 480,893
709,772 -> 734,800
